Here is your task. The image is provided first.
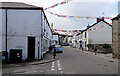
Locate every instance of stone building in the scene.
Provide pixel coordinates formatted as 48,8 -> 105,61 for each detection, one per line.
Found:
112,14 -> 120,58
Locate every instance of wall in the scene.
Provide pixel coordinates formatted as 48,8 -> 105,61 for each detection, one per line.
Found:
82,32 -> 87,49
41,12 -> 52,55
52,35 -> 58,41
2,9 -> 42,60
0,8 -> 2,76
0,9 -> 6,52
87,21 -> 112,44
112,15 -> 120,58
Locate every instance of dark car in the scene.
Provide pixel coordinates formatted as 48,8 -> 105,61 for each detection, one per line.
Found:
61,43 -> 69,46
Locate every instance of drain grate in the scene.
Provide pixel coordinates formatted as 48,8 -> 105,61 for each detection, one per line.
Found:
109,60 -> 114,62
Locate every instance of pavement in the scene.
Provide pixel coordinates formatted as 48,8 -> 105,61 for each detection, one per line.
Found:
2,52 -> 59,68
75,48 -> 118,62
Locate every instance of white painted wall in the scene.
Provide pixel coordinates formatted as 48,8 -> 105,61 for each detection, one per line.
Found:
52,35 -> 58,41
0,8 -> 52,60
82,32 -> 87,48
87,21 -> 112,44
1,9 -> 43,60
0,9 -> 6,52
0,9 -> 2,52
42,12 -> 52,55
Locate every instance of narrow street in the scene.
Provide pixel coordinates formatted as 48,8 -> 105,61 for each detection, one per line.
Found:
58,46 -> 118,74
3,46 -> 118,75
1,1 -> 120,76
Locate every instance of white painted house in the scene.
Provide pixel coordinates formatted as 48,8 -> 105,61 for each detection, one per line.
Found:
76,19 -> 112,50
52,34 -> 59,45
0,2 -> 52,61
72,33 -> 77,48
86,20 -> 112,45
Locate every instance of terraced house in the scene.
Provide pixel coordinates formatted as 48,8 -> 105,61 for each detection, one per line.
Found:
74,18 -> 112,51
0,2 -> 52,62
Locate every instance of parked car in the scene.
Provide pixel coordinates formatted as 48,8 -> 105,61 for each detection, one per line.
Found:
61,43 -> 69,46
55,45 -> 63,53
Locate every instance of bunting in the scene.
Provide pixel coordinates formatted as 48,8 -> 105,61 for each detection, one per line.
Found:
52,29 -> 83,33
48,11 -> 112,19
43,0 -> 112,20
52,24 -> 110,36
43,0 -> 72,11
54,31 -> 73,36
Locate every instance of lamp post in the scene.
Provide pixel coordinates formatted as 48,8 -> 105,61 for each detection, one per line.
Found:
37,41 -> 40,60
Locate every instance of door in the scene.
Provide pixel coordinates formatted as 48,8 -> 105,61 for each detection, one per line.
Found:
28,37 -> 35,59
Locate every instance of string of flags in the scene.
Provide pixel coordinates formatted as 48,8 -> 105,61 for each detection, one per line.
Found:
54,31 -> 73,36
88,25 -> 104,31
52,24 -> 110,36
48,11 -> 112,19
43,0 -> 112,20
43,0 -> 72,11
52,29 -> 82,33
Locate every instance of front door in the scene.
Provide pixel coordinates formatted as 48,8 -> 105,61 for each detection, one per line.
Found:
28,37 -> 35,59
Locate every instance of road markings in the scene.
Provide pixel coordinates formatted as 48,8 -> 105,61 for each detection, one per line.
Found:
58,68 -> 62,71
60,71 -> 63,74
51,61 -> 55,71
25,72 -> 29,74
51,60 -> 63,74
58,65 -> 61,68
51,68 -> 55,71
57,60 -> 63,71
51,65 -> 54,68
57,60 -> 60,64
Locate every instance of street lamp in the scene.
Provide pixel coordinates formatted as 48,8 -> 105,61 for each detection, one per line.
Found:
37,41 -> 40,60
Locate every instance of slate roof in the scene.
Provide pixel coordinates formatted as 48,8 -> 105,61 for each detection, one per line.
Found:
87,20 -> 112,30
0,2 -> 42,9
112,14 -> 120,20
77,20 -> 112,35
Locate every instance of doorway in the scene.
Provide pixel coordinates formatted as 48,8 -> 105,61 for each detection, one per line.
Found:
28,37 -> 35,59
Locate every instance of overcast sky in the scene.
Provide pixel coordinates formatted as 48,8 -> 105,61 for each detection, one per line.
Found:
0,0 -> 119,31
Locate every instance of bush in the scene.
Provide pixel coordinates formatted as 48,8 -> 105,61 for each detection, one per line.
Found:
92,45 -> 94,49
87,44 -> 92,48
86,44 -> 90,48
103,43 -> 110,48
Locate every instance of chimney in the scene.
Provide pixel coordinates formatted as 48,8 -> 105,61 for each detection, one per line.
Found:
87,24 -> 90,29
97,17 -> 100,22
101,17 -> 105,21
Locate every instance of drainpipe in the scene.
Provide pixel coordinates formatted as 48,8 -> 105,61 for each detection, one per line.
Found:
5,9 -> 7,52
41,10 -> 43,59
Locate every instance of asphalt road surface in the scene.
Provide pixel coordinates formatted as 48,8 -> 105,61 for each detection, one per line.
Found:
2,46 -> 118,75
